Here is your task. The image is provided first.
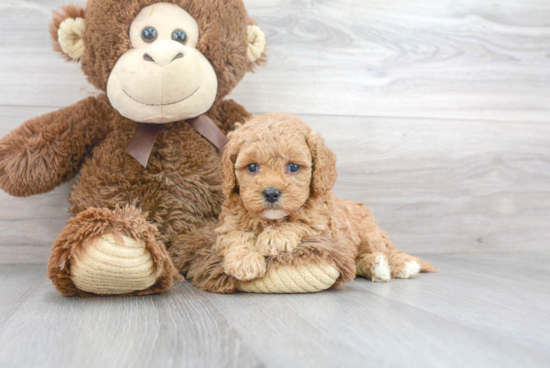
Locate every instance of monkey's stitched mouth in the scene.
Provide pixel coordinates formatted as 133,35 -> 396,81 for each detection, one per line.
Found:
123,86 -> 200,106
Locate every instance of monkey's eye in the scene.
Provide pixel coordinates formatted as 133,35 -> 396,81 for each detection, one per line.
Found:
247,164 -> 259,174
172,29 -> 187,44
288,163 -> 301,173
142,27 -> 158,43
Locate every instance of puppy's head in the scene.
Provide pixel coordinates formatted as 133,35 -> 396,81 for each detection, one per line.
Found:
222,113 -> 337,220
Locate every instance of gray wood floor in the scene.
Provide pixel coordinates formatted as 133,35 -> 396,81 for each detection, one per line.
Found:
1,253 -> 549,368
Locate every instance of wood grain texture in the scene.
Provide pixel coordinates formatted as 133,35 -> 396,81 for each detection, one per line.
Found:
1,0 -> 549,121
0,0 -> 549,263
0,265 -> 264,368
234,0 -> 550,121
1,253 -> 549,368
1,111 -> 548,261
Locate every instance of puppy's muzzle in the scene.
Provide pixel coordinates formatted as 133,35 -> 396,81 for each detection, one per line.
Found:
263,188 -> 281,204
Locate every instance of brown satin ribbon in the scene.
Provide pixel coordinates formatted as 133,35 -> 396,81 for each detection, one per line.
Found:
127,123 -> 163,168
127,115 -> 227,168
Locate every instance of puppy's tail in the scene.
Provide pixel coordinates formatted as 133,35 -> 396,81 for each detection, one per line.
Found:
418,257 -> 439,273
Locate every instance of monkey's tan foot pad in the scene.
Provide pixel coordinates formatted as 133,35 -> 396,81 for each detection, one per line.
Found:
236,262 -> 339,293
70,234 -> 158,295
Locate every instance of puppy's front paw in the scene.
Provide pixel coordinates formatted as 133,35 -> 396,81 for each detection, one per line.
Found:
370,255 -> 391,282
223,251 -> 267,281
255,229 -> 300,256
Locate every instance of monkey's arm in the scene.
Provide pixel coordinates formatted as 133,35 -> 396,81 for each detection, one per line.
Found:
0,96 -> 110,197
209,99 -> 253,134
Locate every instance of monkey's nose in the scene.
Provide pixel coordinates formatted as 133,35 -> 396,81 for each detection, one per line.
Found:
263,189 -> 281,204
143,53 -> 155,62
143,52 -> 184,65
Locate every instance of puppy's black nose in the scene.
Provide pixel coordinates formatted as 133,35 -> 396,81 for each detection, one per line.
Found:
263,188 -> 281,204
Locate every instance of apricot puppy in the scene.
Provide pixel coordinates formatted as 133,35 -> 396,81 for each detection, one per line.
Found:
215,113 -> 437,285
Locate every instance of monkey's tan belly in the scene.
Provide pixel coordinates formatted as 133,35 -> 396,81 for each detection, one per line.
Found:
70,234 -> 157,295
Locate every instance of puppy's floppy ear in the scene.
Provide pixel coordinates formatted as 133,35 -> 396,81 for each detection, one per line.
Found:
221,125 -> 242,198
50,5 -> 86,62
307,131 -> 337,197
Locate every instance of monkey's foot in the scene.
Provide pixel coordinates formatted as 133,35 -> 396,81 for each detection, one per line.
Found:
47,206 -> 181,297
70,233 -> 158,294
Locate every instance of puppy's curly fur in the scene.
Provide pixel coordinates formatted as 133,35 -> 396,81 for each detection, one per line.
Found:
215,113 -> 438,287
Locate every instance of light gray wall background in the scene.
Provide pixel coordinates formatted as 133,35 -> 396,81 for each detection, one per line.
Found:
0,0 -> 549,263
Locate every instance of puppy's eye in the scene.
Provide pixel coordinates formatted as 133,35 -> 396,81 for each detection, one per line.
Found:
288,163 -> 301,173
247,164 -> 259,174
142,27 -> 158,43
172,29 -> 187,44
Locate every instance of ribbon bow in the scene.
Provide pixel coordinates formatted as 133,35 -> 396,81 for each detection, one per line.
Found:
127,115 -> 227,168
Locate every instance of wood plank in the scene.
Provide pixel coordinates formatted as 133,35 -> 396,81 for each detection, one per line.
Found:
0,265 -> 47,327
0,179 -> 71,263
316,115 -> 550,254
205,279 -> 550,368
1,254 -> 549,368
1,108 -> 549,261
0,266 -> 264,368
239,0 -> 550,121
1,0 -> 549,122
360,253 -> 550,352
0,106 -> 73,263
0,0 -> 91,106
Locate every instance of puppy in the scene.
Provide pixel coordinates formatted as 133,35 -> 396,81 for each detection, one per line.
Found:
215,113 -> 437,285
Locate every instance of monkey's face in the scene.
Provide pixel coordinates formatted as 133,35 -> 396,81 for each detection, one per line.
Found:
106,3 -> 217,124
52,0 -> 267,124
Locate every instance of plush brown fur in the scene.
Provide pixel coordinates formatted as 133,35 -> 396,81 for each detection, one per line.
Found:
0,0 -> 266,296
211,113 -> 437,290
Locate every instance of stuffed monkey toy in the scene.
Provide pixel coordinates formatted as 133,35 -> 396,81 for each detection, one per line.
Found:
0,0 -> 270,296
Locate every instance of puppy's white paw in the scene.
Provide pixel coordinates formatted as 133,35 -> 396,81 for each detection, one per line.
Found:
371,255 -> 391,283
393,261 -> 421,279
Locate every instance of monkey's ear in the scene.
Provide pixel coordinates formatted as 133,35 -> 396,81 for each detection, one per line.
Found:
307,131 -> 338,197
246,24 -> 267,70
50,5 -> 86,62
